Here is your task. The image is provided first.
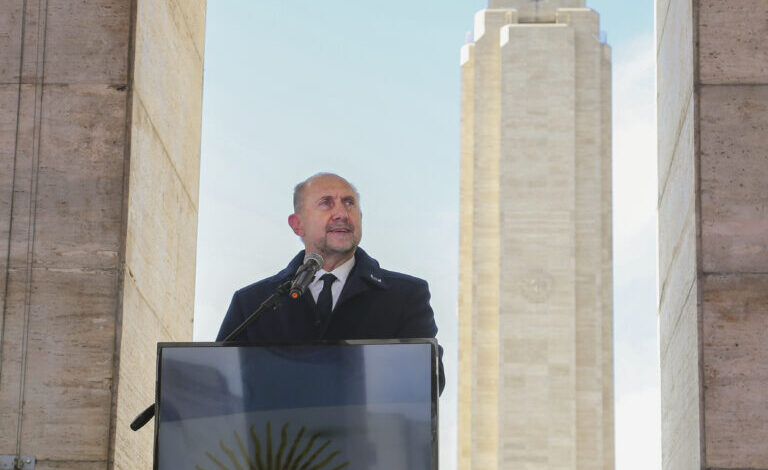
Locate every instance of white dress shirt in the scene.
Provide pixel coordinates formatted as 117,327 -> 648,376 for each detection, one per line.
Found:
308,255 -> 356,311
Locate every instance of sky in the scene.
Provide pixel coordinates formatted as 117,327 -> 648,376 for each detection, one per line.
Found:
193,1 -> 659,469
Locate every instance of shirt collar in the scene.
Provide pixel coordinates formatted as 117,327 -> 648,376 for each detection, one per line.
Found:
314,255 -> 356,286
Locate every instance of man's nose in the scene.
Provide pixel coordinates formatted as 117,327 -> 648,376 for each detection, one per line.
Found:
330,200 -> 348,219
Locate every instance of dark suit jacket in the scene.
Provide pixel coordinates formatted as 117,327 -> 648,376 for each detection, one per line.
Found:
217,247 -> 445,393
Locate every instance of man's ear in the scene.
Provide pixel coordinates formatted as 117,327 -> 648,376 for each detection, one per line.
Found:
288,213 -> 303,236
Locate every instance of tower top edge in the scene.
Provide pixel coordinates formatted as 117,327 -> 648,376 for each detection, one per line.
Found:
488,0 -> 586,9
481,0 -> 600,25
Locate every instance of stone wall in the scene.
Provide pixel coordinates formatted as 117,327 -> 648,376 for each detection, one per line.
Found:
657,1 -> 768,468
0,1 -> 205,468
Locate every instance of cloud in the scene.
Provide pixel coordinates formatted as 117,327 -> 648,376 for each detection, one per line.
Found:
612,32 -> 657,239
610,31 -> 662,470
615,386 -> 662,470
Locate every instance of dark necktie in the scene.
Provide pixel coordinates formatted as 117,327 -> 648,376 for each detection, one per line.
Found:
316,273 -> 337,324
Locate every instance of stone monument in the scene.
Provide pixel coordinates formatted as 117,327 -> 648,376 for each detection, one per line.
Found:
459,1 -> 613,469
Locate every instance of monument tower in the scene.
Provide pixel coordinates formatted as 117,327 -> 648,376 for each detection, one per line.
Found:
458,1 -> 613,469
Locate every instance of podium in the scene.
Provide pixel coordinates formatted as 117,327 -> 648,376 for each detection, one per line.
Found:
153,339 -> 439,470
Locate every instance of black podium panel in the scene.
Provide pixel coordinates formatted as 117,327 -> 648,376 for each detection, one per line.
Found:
153,340 -> 438,470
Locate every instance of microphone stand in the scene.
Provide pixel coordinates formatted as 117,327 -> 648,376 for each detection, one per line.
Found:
129,279 -> 293,431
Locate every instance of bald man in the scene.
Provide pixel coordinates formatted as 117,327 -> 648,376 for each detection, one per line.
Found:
217,173 -> 445,393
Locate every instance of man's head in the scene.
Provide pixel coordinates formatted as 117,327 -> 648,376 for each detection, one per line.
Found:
288,173 -> 362,268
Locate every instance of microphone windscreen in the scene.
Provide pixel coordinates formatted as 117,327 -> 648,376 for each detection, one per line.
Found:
304,252 -> 323,267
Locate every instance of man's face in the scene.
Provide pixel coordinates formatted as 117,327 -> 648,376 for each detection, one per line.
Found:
288,175 -> 362,260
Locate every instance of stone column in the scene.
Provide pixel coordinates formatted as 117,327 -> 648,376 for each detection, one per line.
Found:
459,1 -> 613,469
0,1 -> 205,469
657,1 -> 768,469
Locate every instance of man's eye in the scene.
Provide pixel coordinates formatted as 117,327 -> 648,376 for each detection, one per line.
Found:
344,200 -> 355,206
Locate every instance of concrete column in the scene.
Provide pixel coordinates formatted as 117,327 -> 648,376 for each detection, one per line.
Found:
0,1 -> 205,468
657,1 -> 768,469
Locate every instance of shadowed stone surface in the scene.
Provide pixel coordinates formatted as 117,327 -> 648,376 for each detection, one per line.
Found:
700,85 -> 768,273
699,0 -> 768,84
0,3 -> 24,83
703,274 -> 768,467
43,0 -> 130,84
657,1 -> 768,469
33,85 -> 125,270
0,1 -> 205,468
18,268 -> 117,460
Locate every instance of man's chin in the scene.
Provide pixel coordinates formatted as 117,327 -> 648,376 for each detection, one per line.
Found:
320,242 -> 357,257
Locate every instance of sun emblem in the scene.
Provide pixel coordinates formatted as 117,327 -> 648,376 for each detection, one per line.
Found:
521,269 -> 554,304
195,421 -> 350,470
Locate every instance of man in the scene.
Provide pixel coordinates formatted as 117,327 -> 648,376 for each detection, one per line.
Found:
217,173 -> 445,393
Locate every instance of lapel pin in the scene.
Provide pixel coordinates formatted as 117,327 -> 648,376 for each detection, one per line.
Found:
370,274 -> 382,283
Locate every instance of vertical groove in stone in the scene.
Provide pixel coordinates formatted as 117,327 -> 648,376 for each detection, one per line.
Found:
0,2 -> 29,451
18,0 -> 49,455
0,1 -> 28,370
692,1 -> 706,467
107,0 -> 139,467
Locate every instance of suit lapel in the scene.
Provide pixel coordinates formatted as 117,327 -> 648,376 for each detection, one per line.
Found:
334,248 -> 388,311
335,271 -> 370,310
275,248 -> 389,339
269,250 -> 319,338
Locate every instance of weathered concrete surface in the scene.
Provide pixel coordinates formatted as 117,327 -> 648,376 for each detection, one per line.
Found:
0,0 -> 205,468
459,1 -> 613,468
113,0 -> 205,468
42,0 -> 131,84
700,86 -> 768,272
657,1 -> 768,469
702,274 -> 768,467
698,1 -> 768,84
0,3 -> 129,467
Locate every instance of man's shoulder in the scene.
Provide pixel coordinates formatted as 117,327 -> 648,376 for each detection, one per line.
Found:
377,268 -> 428,288
233,273 -> 286,299
232,252 -> 303,302
355,248 -> 428,291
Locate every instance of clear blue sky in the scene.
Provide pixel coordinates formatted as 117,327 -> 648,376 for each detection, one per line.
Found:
194,2 -> 658,469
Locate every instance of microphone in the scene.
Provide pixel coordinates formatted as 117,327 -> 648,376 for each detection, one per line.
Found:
289,252 -> 323,299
